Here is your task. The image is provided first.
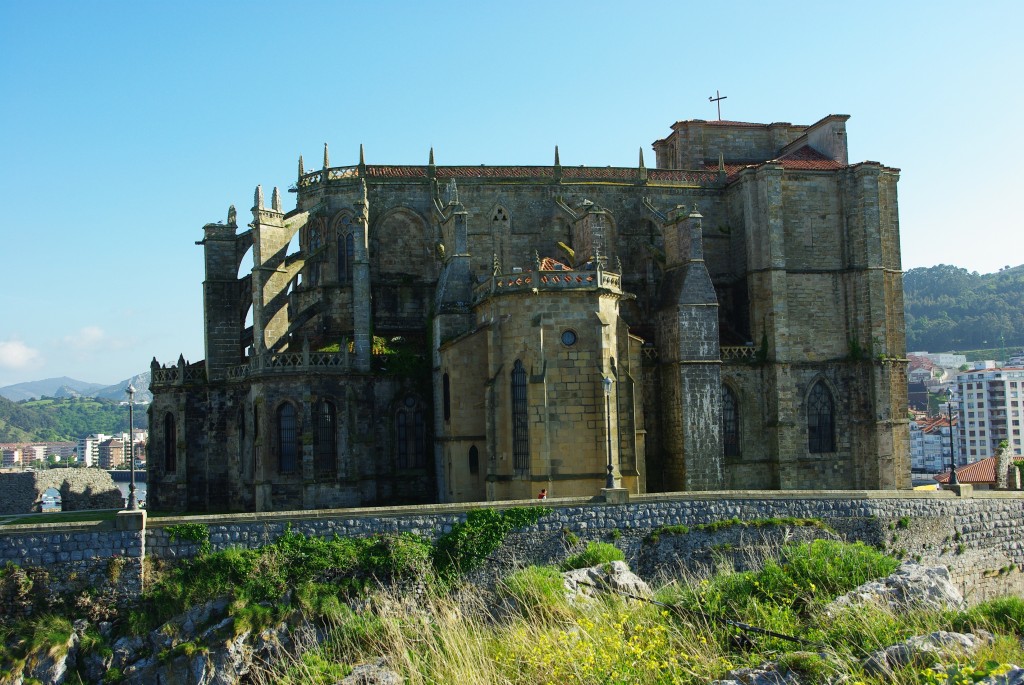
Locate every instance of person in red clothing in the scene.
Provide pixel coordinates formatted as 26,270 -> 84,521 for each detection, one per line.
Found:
538,489 -> 547,499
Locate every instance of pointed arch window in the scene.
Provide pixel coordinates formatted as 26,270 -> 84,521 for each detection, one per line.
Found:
396,395 -> 426,469
722,385 -> 740,457
314,399 -> 336,476
469,445 -> 479,475
337,215 -> 354,285
443,373 -> 451,422
163,412 -> 177,473
308,222 -> 323,286
511,360 -> 529,471
278,403 -> 299,473
808,382 -> 835,453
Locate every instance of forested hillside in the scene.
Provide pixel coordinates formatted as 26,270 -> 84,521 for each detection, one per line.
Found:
903,264 -> 1024,353
0,396 -> 147,443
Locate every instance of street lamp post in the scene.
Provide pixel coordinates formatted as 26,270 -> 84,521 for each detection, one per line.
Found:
947,390 -> 959,486
603,375 -> 615,489
126,384 -> 139,510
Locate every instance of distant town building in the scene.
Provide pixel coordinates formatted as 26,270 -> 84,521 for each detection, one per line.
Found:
955,366 -> 1024,461
910,352 -> 967,368
909,415 -> 963,472
98,438 -> 125,469
77,434 -> 111,468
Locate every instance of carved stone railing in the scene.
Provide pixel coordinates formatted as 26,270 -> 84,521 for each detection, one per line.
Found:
648,169 -> 724,186
227,350 -> 351,380
294,165 -> 725,190
473,269 -> 621,303
151,363 -> 207,386
721,346 -> 757,361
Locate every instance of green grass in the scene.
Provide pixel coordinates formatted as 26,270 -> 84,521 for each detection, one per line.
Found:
560,541 -> 625,571
0,510 -> 120,526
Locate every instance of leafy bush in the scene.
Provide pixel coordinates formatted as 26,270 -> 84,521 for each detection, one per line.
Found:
433,507 -> 550,580
560,542 -> 625,571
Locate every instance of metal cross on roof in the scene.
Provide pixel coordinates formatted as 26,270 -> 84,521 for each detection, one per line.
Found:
708,90 -> 727,120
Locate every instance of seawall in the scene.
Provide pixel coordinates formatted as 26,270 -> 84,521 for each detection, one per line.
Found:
3,490 -> 1023,607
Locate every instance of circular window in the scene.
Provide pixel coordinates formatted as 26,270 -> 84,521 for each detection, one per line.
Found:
404,395 -> 416,408
561,330 -> 578,346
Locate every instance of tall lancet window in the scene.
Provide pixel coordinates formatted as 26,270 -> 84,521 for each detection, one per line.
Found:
278,403 -> 299,473
313,399 -> 336,476
807,381 -> 835,453
511,360 -> 529,471
337,215 -> 354,285
722,385 -> 740,457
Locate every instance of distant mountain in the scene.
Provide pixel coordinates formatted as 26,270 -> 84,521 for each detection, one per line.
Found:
0,373 -> 152,403
0,377 -> 106,402
93,373 -> 153,403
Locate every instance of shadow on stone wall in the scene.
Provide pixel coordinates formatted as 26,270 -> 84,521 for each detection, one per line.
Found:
0,468 -> 123,514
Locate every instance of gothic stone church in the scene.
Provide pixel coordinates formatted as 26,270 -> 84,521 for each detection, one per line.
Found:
148,113 -> 910,513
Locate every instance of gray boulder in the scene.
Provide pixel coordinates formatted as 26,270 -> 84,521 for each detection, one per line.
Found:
863,630 -> 994,676
562,560 -> 652,602
338,658 -> 403,684
828,562 -> 965,615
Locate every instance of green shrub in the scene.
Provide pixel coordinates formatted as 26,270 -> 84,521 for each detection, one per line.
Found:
433,507 -> 549,580
560,541 -> 625,571
498,566 -> 567,617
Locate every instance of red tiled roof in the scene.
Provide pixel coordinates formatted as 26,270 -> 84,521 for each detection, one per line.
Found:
935,456 -> 1024,484
435,166 -> 555,179
773,145 -> 844,170
364,166 -> 428,178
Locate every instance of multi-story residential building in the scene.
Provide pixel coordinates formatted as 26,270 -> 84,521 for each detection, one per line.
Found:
955,366 -> 1024,461
98,438 -> 125,469
1,447 -> 21,468
77,434 -> 111,468
909,415 -> 962,473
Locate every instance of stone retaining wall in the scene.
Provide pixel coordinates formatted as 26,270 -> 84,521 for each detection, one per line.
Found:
0,515 -> 145,609
4,491 -> 1024,609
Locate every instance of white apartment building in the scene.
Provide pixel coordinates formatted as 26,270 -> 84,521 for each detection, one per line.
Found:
955,367 -> 1024,461
909,416 -> 963,473
76,434 -> 111,468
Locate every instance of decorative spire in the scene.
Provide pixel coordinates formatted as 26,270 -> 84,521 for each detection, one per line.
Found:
639,147 -> 645,169
255,184 -> 264,209
534,250 -> 542,271
718,151 -> 725,172
322,143 -> 329,170
429,147 -> 435,165
554,145 -> 560,166
272,187 -> 281,212
227,205 -> 237,226
359,143 -> 365,166
492,252 -> 501,276
298,154 -> 305,177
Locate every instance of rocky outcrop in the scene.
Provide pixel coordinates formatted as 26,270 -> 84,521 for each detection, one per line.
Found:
562,560 -> 652,602
862,630 -> 993,676
826,562 -> 966,615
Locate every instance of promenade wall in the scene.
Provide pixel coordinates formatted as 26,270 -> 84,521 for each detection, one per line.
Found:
3,490 -> 1023,607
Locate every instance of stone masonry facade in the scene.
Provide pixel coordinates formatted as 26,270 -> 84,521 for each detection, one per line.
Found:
148,112 -> 908,513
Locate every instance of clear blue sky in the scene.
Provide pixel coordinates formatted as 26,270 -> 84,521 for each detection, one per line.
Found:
1,1 -> 1021,387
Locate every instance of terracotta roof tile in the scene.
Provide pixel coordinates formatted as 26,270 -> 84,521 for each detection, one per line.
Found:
935,456 -> 1024,484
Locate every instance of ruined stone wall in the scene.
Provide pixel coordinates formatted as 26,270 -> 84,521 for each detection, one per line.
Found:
0,469 -> 123,515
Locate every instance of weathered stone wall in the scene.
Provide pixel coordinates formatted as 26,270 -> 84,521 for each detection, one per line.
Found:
0,516 -> 145,610
141,491 -> 1024,605
5,492 -> 1024,607
0,468 -> 123,514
